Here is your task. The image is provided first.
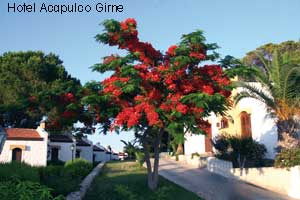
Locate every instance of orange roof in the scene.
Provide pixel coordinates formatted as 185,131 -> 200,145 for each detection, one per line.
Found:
5,128 -> 43,140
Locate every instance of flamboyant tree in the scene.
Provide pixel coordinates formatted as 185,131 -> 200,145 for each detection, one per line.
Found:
86,18 -> 232,189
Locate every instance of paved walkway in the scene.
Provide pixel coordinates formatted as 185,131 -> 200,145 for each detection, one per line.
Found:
159,158 -> 295,200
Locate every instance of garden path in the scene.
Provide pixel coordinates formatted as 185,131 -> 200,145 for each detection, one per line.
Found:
159,158 -> 296,200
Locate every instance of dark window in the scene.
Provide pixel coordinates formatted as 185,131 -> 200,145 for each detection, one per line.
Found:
240,111 -> 252,138
12,148 -> 22,162
76,150 -> 80,158
221,117 -> 229,129
51,148 -> 59,161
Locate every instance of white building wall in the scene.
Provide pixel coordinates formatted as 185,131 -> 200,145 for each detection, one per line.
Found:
237,97 -> 278,158
94,151 -> 105,162
48,142 -> 74,162
105,153 -> 111,161
0,127 -> 48,166
77,146 -> 93,162
184,134 -> 205,155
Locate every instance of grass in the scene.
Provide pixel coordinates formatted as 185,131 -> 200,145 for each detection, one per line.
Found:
84,161 -> 202,200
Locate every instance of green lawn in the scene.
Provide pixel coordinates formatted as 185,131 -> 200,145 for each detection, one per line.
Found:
84,161 -> 202,200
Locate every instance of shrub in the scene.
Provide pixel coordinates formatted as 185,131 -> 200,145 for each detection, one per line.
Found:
0,178 -> 64,200
135,151 -> 145,167
47,159 -> 65,166
212,135 -> 267,168
275,147 -> 300,168
40,158 -> 93,196
0,162 -> 40,182
64,158 -> 93,178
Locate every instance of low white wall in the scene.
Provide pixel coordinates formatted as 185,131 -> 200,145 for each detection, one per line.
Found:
207,157 -> 233,178
185,156 -> 207,168
207,157 -> 300,199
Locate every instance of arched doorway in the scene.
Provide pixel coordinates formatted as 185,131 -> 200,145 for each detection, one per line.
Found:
12,148 -> 22,162
240,111 -> 252,138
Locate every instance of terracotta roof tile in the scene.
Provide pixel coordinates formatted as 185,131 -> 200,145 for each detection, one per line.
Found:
5,128 -> 42,140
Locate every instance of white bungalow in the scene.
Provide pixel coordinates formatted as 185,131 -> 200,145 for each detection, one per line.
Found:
76,137 -> 93,162
93,145 -> 105,162
0,124 -> 48,166
112,152 -> 119,160
48,134 -> 75,162
105,150 -> 112,161
185,82 -> 278,159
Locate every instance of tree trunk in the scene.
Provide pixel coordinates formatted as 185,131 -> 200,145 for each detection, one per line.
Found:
176,143 -> 184,155
143,128 -> 163,190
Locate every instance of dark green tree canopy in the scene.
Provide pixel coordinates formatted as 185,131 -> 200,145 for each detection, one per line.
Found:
0,51 -> 82,130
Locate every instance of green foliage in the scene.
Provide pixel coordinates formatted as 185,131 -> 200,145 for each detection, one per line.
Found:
121,140 -> 138,159
0,162 -> 40,182
275,147 -> 300,168
64,158 -> 93,177
135,151 -> 145,167
212,135 -> 267,168
0,158 -> 93,197
0,179 -> 65,200
153,186 -> 173,200
40,159 -> 92,196
115,185 -> 138,200
47,159 -> 65,166
0,51 -> 82,129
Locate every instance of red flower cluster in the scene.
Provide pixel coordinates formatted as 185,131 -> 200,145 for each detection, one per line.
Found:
62,110 -> 77,119
106,19 -> 162,65
114,102 -> 162,128
167,45 -> 177,56
190,52 -> 206,60
28,96 -> 37,103
60,93 -> 76,104
102,76 -> 130,97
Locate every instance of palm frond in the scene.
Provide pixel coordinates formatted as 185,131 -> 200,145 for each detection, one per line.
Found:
234,82 -> 276,110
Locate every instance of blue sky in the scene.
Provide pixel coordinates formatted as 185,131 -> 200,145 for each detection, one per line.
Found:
1,0 -> 300,151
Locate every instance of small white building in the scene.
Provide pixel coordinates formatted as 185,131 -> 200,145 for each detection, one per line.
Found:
112,152 -> 119,160
185,82 -> 278,159
0,124 -> 48,166
48,134 -> 75,162
76,137 -> 93,162
93,145 -> 105,162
